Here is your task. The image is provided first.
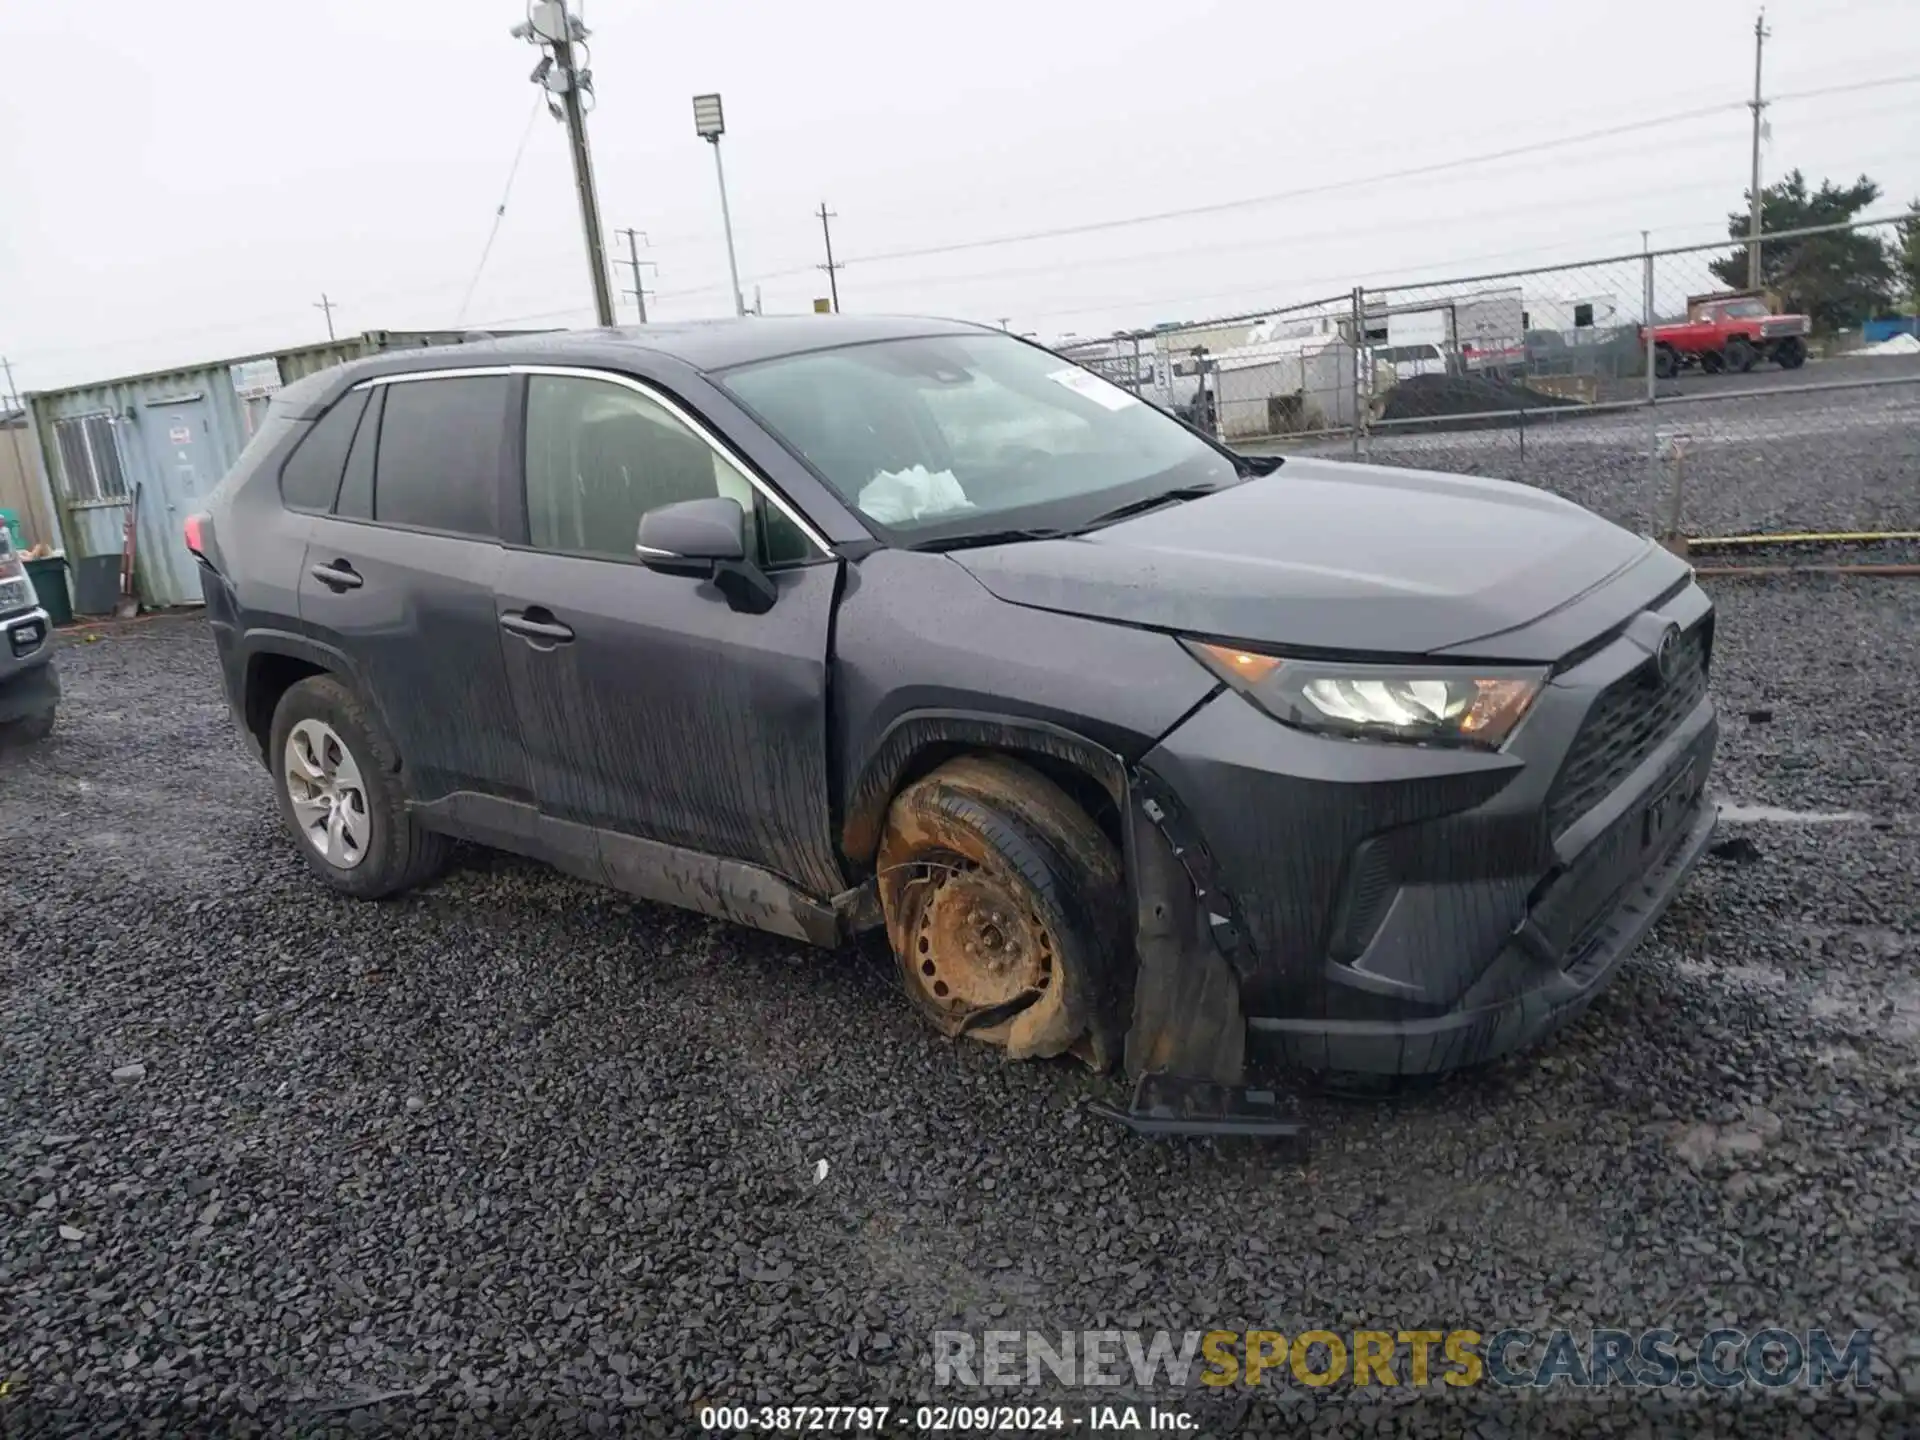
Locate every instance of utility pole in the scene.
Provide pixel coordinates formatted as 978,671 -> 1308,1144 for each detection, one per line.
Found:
1747,9 -> 1770,290
615,228 -> 656,323
314,293 -> 338,341
815,202 -> 843,313
515,0 -> 616,327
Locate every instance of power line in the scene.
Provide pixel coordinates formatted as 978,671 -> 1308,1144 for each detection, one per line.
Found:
14,73 -> 1918,379
1769,71 -> 1920,103
457,94 -> 546,326
828,72 -> 1920,271
812,157 -> 1862,301
660,105 -> 1916,308
832,107 -> 1743,268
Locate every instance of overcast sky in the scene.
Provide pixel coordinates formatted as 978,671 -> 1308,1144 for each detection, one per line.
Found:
3,0 -> 1917,391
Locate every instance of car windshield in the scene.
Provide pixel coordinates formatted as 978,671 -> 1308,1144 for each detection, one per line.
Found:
1719,300 -> 1769,318
719,332 -> 1239,542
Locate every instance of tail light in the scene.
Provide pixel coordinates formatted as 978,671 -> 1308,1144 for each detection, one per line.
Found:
184,513 -> 210,562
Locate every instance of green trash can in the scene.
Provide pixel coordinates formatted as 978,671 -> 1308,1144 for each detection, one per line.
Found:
25,555 -> 72,626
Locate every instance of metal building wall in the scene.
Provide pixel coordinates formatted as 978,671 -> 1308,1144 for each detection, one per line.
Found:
24,331 -> 512,607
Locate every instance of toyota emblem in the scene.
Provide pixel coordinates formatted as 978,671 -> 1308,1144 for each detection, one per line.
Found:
1653,623 -> 1682,686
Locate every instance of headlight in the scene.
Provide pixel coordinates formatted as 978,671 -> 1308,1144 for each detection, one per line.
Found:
1183,640 -> 1546,749
0,545 -> 31,613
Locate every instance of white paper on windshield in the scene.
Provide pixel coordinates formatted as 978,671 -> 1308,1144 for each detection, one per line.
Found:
1047,366 -> 1140,411
857,465 -> 974,525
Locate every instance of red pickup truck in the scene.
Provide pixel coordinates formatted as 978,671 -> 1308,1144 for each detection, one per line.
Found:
1644,296 -> 1810,379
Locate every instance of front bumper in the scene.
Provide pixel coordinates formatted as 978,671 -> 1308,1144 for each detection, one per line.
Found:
1249,791 -> 1714,1074
1129,584 -> 1718,1078
0,607 -> 58,723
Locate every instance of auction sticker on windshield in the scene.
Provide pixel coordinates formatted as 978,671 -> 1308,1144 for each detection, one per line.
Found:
1047,367 -> 1140,411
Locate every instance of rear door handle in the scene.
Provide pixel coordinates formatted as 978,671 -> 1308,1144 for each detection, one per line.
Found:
309,560 -> 363,592
500,609 -> 575,645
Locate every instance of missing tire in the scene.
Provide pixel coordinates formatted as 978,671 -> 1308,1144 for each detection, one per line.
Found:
876,755 -> 1121,1066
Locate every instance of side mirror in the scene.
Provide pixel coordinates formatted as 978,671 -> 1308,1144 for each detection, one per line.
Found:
637,496 -> 746,571
635,495 -> 776,615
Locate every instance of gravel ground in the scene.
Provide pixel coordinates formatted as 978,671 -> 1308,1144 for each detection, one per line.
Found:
3,576 -> 1918,1430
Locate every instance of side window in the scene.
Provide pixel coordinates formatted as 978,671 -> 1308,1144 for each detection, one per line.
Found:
278,389 -> 369,512
757,495 -> 814,567
524,375 -> 814,565
370,376 -> 507,537
335,386 -> 380,520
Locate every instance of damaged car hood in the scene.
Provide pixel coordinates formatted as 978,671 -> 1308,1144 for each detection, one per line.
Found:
948,458 -> 1690,662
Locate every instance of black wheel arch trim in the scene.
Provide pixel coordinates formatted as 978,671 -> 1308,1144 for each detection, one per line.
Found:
839,709 -> 1130,866
233,628 -> 391,766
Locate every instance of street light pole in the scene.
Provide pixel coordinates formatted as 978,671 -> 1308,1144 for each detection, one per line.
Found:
693,94 -> 745,318
516,0 -> 615,327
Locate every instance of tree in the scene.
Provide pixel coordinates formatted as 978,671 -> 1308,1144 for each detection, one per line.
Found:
1709,170 -> 1896,332
1897,199 -> 1920,311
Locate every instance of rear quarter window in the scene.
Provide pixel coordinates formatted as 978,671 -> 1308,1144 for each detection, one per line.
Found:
278,389 -> 371,512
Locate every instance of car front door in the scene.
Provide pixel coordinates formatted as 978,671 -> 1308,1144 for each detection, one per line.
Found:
297,372 -> 532,811
493,368 -> 844,899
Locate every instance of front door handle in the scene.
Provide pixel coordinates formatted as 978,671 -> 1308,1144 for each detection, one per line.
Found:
500,609 -> 575,645
309,560 -> 363,592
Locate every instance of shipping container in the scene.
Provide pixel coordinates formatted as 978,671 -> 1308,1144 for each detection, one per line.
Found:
1,409 -> 59,552
22,330 -> 533,608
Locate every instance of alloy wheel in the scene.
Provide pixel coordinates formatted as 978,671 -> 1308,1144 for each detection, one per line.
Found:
284,718 -> 370,869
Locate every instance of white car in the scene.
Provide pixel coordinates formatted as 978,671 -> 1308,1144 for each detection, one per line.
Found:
1369,342 -> 1450,386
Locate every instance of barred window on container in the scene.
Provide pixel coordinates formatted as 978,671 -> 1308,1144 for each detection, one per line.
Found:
52,414 -> 129,503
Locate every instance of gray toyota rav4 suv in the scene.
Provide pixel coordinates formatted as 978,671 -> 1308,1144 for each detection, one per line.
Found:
190,317 -> 1718,1116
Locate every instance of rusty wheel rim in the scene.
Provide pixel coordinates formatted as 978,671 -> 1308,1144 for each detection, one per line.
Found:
907,856 -> 1055,1015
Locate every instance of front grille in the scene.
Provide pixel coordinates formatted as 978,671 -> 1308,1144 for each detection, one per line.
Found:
1547,621 -> 1710,837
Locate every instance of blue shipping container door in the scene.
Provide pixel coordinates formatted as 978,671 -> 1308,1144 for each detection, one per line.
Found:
138,397 -> 218,604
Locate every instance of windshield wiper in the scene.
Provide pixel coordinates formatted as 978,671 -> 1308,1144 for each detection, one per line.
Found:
911,526 -> 1072,552
1076,481 -> 1233,532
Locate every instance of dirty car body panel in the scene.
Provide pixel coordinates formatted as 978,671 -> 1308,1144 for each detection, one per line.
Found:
190,316 -> 1719,1093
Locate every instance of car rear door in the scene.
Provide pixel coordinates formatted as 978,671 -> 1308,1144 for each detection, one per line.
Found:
297,371 -> 532,809
493,368 -> 845,898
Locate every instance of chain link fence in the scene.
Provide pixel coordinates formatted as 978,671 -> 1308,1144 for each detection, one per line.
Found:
1055,217 -> 1920,567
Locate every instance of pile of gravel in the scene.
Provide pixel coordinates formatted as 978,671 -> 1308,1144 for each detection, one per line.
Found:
1,592 -> 1914,1434
1376,372 -> 1582,428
